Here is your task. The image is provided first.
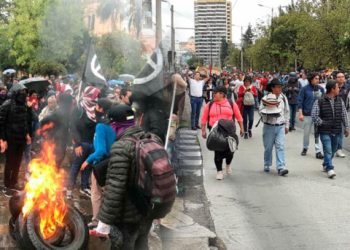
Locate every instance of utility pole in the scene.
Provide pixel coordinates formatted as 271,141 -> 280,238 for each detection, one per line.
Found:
240,26 -> 243,71
156,0 -> 162,46
171,4 -> 175,72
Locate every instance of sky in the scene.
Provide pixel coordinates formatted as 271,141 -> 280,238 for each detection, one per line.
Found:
160,0 -> 292,44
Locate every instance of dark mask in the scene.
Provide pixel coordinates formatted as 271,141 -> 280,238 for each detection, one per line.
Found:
15,92 -> 27,104
95,109 -> 109,123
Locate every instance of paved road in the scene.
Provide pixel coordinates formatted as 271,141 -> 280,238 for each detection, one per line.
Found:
199,113 -> 350,250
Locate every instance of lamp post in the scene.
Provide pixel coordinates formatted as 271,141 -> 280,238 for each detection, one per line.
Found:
257,3 -> 274,27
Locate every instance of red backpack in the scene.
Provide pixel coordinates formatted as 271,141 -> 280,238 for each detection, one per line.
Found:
124,133 -> 176,219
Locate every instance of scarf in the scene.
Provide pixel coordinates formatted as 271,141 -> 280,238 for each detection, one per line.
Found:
80,86 -> 100,122
110,120 -> 135,138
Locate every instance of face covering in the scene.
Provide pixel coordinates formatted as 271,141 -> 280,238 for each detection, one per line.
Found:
15,92 -> 27,104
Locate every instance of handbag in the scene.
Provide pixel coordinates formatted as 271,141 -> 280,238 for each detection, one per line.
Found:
206,119 -> 238,152
92,157 -> 110,187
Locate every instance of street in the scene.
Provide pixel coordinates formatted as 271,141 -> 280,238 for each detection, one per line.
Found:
200,113 -> 350,250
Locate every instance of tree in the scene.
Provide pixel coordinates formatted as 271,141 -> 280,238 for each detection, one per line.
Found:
0,0 -> 13,24
242,24 -> 254,49
220,38 -> 229,67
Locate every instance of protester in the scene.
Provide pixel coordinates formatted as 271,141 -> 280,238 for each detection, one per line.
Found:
201,86 -> 244,180
311,80 -> 349,178
187,71 -> 209,130
120,88 -> 133,105
284,77 -> 300,131
237,76 -> 258,139
79,98 -> 115,229
91,105 -> 157,249
0,86 -> 8,105
334,71 -> 348,158
67,86 -> 100,199
297,72 -> 324,159
298,72 -> 309,88
0,83 -> 32,197
38,95 -> 57,122
203,78 -> 216,103
259,79 -> 290,175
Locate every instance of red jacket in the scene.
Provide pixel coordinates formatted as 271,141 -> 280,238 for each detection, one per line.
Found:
237,85 -> 258,111
201,99 -> 243,127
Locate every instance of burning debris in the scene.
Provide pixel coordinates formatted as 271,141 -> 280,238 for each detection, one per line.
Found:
9,142 -> 89,249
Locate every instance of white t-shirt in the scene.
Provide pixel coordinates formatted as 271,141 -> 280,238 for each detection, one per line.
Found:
298,78 -> 309,88
234,80 -> 243,93
189,79 -> 205,97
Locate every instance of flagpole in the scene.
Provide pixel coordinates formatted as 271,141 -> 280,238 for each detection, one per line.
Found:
165,81 -> 177,149
77,39 -> 92,103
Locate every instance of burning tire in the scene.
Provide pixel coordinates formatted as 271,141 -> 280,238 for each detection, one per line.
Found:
13,205 -> 89,250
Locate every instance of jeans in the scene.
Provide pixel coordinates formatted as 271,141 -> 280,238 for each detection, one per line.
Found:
243,105 -> 254,132
68,142 -> 93,190
190,96 -> 203,128
263,124 -> 286,169
320,133 -> 340,171
337,126 -> 344,150
289,104 -> 298,128
302,116 -> 322,153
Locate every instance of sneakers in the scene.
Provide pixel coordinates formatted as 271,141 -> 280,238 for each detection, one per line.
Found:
216,171 -> 224,180
2,188 -> 17,198
66,189 -> 73,200
301,148 -> 307,156
327,169 -> 336,179
336,149 -> 346,158
263,166 -> 270,173
88,221 -> 98,229
315,152 -> 324,159
80,188 -> 91,197
278,168 -> 289,176
248,130 -> 252,138
244,133 -> 248,139
225,165 -> 232,175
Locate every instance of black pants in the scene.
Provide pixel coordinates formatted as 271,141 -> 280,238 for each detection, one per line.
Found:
4,143 -> 25,189
214,149 -> 234,171
243,105 -> 254,132
111,217 -> 153,250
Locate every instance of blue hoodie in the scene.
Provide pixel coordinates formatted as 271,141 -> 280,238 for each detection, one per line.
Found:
86,123 -> 116,165
297,84 -> 324,116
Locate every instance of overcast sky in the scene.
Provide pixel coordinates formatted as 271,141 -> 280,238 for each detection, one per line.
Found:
161,0 -> 292,44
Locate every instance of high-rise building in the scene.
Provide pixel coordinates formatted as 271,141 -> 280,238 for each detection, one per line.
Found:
194,0 -> 232,67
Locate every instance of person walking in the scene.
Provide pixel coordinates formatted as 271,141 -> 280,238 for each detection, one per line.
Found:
284,76 -> 300,131
201,86 -> 244,180
259,79 -> 290,176
311,80 -> 349,178
334,71 -> 348,158
237,76 -> 258,139
187,72 -> 209,130
297,72 -> 324,159
0,83 -> 32,197
203,78 -> 216,103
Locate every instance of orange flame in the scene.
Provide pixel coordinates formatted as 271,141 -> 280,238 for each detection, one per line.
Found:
22,141 -> 67,240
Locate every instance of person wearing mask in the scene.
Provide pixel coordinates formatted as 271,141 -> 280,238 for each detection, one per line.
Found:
0,86 -> 8,105
201,86 -> 244,180
334,71 -> 348,158
90,105 -> 158,250
284,77 -> 300,131
0,83 -> 32,197
312,80 -> 349,178
67,86 -> 100,199
79,98 -> 115,229
297,72 -> 324,159
259,79 -> 290,175
237,76 -> 258,139
187,72 -> 209,130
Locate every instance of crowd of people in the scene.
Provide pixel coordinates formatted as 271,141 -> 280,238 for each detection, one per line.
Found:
187,69 -> 350,180
0,72 -> 179,249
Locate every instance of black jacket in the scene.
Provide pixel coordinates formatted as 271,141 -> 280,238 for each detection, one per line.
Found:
98,127 -> 157,225
0,99 -> 31,144
70,106 -> 96,147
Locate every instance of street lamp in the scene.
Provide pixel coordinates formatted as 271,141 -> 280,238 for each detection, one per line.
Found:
258,3 -> 274,26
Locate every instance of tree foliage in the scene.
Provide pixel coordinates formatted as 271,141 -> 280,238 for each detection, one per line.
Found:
220,38 -> 229,67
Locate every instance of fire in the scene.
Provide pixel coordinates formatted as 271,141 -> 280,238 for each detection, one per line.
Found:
22,141 -> 67,240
